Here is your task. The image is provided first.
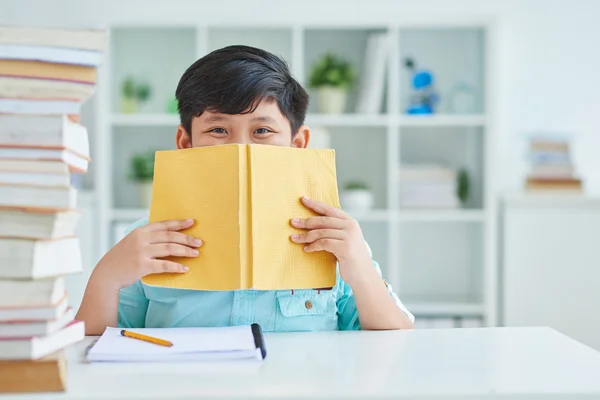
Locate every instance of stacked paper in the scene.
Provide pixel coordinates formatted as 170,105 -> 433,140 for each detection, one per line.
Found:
399,164 -> 459,208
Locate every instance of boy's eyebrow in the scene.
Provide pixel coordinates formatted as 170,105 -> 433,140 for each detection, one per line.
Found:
202,116 -> 277,124
203,115 -> 228,123
251,116 -> 277,124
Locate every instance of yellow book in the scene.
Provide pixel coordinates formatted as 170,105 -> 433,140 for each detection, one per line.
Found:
143,144 -> 340,290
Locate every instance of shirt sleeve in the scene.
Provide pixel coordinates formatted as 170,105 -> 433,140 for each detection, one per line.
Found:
336,242 -> 415,331
117,280 -> 149,328
116,217 -> 150,329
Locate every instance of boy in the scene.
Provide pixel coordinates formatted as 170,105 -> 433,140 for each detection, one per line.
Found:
76,45 -> 414,334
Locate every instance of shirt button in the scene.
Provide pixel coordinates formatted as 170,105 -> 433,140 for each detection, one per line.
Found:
305,300 -> 313,309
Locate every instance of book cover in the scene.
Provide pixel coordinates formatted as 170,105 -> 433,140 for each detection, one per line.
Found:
143,144 -> 341,291
0,351 -> 66,393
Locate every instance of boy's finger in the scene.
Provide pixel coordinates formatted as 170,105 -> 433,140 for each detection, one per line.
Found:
303,238 -> 343,255
149,231 -> 202,247
301,196 -> 347,219
147,219 -> 195,232
290,216 -> 345,230
148,260 -> 189,274
291,229 -> 344,244
150,243 -> 199,258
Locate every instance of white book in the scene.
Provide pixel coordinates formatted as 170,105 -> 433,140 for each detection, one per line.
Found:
0,171 -> 70,187
87,324 -> 267,362
355,34 -> 377,113
0,44 -> 103,66
0,159 -> 70,174
0,115 -> 89,159
0,209 -> 80,239
0,276 -> 65,308
399,165 -> 457,181
0,320 -> 84,360
400,193 -> 458,203
368,34 -> 389,113
0,294 -> 68,323
400,182 -> 457,193
399,198 -> 460,208
0,184 -> 77,211
0,148 -> 88,172
355,33 -> 389,114
0,26 -> 107,51
0,237 -> 81,279
0,76 -> 95,102
0,98 -> 81,115
0,308 -> 74,338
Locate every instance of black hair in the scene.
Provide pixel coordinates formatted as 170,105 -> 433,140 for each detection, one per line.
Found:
175,45 -> 309,137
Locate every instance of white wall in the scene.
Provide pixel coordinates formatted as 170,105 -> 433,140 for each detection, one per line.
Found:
2,0 -> 599,195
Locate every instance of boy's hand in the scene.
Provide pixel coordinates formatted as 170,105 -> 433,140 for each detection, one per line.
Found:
290,196 -> 373,285
94,219 -> 202,290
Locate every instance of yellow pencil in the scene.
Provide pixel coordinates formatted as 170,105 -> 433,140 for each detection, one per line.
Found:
120,329 -> 173,347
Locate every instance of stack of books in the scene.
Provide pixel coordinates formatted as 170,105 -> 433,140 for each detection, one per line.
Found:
398,164 -> 459,208
525,135 -> 583,193
0,25 -> 106,394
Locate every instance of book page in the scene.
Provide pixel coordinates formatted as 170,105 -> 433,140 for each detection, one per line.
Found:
144,145 -> 244,290
249,145 -> 339,289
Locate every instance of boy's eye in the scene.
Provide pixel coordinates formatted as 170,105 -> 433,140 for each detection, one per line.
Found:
209,128 -> 227,134
254,128 -> 272,135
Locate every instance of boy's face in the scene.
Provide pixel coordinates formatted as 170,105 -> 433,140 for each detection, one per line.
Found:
176,99 -> 310,149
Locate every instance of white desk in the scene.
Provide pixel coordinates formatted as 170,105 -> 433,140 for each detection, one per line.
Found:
3,327 -> 600,399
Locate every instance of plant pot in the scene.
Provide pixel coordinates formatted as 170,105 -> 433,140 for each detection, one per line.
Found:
340,189 -> 374,211
136,181 -> 153,208
315,86 -> 348,114
121,97 -> 138,114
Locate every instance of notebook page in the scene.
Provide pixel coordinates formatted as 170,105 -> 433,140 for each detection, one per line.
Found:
88,326 -> 257,359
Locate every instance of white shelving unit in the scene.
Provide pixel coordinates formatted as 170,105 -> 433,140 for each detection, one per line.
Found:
93,21 -> 497,325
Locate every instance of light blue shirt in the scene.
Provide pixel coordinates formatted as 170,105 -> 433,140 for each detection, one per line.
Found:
118,218 -> 414,332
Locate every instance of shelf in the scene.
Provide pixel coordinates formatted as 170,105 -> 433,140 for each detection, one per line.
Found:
96,23 -> 496,325
111,114 -> 179,126
404,301 -> 485,317
398,114 -> 486,127
397,209 -> 485,222
306,114 -> 389,127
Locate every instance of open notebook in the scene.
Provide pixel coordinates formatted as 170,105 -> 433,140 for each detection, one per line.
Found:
86,324 -> 266,362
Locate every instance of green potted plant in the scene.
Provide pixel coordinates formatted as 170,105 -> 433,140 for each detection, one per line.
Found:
340,180 -> 374,211
457,168 -> 470,207
166,96 -> 179,114
120,77 -> 152,114
135,80 -> 151,112
309,53 -> 355,114
121,77 -> 137,114
129,151 -> 155,208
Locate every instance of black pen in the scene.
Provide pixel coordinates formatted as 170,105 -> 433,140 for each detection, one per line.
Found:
85,339 -> 98,357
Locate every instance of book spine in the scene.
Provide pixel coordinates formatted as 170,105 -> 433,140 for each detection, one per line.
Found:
239,145 -> 252,289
